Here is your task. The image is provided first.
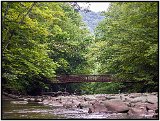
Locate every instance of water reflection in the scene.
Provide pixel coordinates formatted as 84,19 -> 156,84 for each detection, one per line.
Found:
2,100 -> 64,119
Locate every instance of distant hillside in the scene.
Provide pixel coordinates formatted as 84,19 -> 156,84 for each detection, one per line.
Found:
79,10 -> 105,34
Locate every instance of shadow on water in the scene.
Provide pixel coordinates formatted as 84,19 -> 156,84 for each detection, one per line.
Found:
2,99 -> 65,119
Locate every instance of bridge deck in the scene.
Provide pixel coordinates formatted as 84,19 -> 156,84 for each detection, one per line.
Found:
53,75 -> 115,83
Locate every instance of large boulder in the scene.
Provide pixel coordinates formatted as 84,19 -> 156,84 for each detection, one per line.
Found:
103,99 -> 129,113
88,101 -> 108,113
147,95 -> 158,104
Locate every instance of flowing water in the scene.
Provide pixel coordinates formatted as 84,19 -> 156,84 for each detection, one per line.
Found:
2,95 -> 156,119
2,99 -> 111,119
2,99 -> 65,119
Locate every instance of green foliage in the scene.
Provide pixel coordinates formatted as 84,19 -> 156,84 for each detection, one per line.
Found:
2,2 -> 92,94
2,2 -> 62,94
81,82 -> 124,94
94,2 -> 158,92
48,3 -> 93,75
2,2 -> 158,95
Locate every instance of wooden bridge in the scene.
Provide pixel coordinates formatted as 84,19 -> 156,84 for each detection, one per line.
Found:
53,74 -> 116,83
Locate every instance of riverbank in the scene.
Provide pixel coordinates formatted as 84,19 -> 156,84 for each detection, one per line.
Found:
2,92 -> 158,119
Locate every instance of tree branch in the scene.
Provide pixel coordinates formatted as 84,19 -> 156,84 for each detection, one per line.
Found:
19,2 -> 36,24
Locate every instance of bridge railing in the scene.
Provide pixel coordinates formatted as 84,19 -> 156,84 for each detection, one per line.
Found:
54,74 -> 115,83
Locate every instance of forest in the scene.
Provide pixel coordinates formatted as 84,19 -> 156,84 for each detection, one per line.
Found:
2,2 -> 158,96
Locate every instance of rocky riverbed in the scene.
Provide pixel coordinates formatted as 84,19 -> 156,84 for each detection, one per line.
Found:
3,92 -> 158,119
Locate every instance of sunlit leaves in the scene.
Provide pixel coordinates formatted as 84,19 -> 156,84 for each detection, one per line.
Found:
2,2 -> 93,94
2,2 -> 67,93
95,2 -> 158,91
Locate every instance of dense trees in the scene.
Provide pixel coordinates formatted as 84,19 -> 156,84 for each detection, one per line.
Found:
94,2 -> 158,92
2,2 -> 92,95
2,2 -> 158,95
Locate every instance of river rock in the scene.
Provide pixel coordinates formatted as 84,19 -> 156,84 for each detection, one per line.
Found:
123,94 -> 129,96
151,92 -> 158,95
23,98 -> 29,101
130,96 -> 147,103
95,95 -> 107,101
30,98 -> 36,102
152,109 -> 159,118
48,101 -> 63,107
88,101 -> 108,113
128,107 -> 147,116
81,101 -> 91,108
106,96 -> 119,100
122,97 -> 131,102
147,95 -> 157,104
34,98 -> 43,102
153,113 -> 158,118
83,95 -> 96,101
63,101 -> 76,108
42,99 -> 52,105
134,102 -> 147,108
142,110 -> 157,119
129,93 -> 142,98
76,103 -> 83,109
124,102 -> 132,107
103,99 -> 129,113
146,103 -> 158,110
10,101 -> 28,104
72,100 -> 81,106
147,110 -> 155,114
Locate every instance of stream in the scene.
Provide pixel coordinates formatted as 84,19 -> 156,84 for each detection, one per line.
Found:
2,98 -> 111,119
2,93 -> 158,119
2,99 -> 64,119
